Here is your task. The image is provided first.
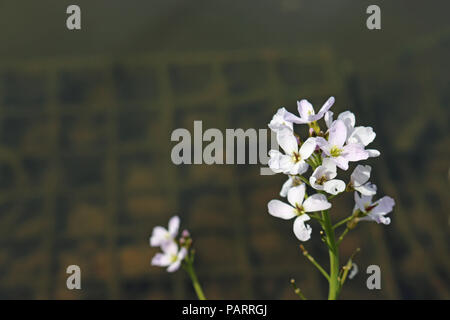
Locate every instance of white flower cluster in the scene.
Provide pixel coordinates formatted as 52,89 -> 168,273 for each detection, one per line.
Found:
267,97 -> 395,241
150,216 -> 188,272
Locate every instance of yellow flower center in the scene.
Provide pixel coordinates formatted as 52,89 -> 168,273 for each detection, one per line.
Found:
330,145 -> 343,157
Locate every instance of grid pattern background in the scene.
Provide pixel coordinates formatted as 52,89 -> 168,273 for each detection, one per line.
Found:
0,43 -> 448,299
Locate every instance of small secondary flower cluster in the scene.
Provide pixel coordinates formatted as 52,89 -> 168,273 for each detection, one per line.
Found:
267,97 -> 395,241
150,216 -> 191,272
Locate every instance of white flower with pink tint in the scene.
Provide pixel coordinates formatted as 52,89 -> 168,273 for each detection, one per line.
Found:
309,158 -> 345,195
349,165 -> 377,196
268,184 -> 331,241
150,215 -> 180,247
284,97 -> 335,124
353,192 -> 395,225
268,107 -> 294,132
316,119 -> 369,170
268,128 -> 316,175
151,241 -> 187,273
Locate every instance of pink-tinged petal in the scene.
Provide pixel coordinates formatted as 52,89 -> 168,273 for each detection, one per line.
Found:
354,192 -> 373,213
299,137 -> 317,160
367,149 -> 380,157
328,120 -> 347,148
167,260 -> 182,273
303,193 -> 331,212
297,99 -> 315,120
312,96 -> 335,121
293,215 -> 312,241
283,110 -> 309,124
268,200 -> 297,220
150,226 -> 169,247
279,154 -> 296,174
168,216 -> 180,238
323,179 -> 346,195
315,137 -> 331,155
337,111 -> 355,132
372,196 -> 395,217
324,111 -> 334,128
277,129 -> 299,155
351,165 -> 371,185
151,253 -> 171,267
161,241 -> 178,256
343,143 -> 369,162
333,155 -> 349,170
268,107 -> 294,132
177,247 -> 188,261
287,184 -> 306,207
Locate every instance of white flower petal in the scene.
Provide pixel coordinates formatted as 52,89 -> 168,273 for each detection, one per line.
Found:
367,149 -> 380,157
337,111 -> 355,132
268,107 -> 294,132
351,165 -> 371,185
348,126 -> 376,146
161,241 -> 179,256
355,183 -> 377,196
280,177 -> 294,197
167,260 -> 182,273
328,119 -> 347,148
150,226 -> 170,247
293,215 -> 312,241
277,129 -> 299,155
324,179 -> 346,195
297,99 -> 315,120
168,216 -> 180,238
268,200 -> 297,220
313,96 -> 335,120
342,143 -> 369,162
303,193 -> 331,212
324,111 -> 334,128
287,184 -> 306,207
299,137 -> 317,160
151,253 -> 172,267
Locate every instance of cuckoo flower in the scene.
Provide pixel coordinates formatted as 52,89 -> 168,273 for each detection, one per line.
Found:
268,184 -> 331,241
268,107 -> 294,132
353,192 -> 395,225
151,241 -> 187,272
316,119 -> 369,170
349,165 -> 377,196
268,128 -> 316,175
324,111 -> 380,158
150,215 -> 180,247
309,158 -> 345,195
284,96 -> 335,124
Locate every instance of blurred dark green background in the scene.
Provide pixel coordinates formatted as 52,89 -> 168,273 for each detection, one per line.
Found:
0,0 -> 448,299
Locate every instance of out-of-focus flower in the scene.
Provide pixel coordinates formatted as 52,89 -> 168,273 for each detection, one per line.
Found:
309,158 -> 345,195
353,192 -> 395,225
349,165 -> 376,196
151,241 -> 187,273
316,120 -> 369,170
150,215 -> 180,247
284,97 -> 335,124
268,107 -> 294,132
268,128 -> 316,175
268,184 -> 331,241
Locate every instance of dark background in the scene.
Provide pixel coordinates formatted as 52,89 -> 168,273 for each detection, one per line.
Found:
0,0 -> 448,299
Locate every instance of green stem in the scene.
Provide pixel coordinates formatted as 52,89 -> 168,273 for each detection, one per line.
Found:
332,216 -> 353,230
322,210 -> 340,300
184,258 -> 206,300
299,245 -> 330,281
337,228 -> 349,246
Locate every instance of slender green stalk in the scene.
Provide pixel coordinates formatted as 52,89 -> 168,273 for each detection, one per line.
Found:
337,227 -> 349,246
321,210 -> 340,300
332,216 -> 353,230
184,261 -> 206,300
290,279 -> 307,300
299,245 -> 330,281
